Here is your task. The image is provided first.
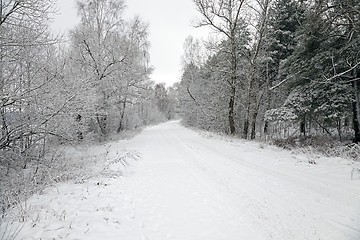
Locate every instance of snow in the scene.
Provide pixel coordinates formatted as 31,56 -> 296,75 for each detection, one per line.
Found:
1,120 -> 360,240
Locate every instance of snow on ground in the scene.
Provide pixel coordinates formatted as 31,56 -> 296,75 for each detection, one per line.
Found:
1,120 -> 360,240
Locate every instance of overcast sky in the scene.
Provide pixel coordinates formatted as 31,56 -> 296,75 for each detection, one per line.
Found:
51,0 -> 209,86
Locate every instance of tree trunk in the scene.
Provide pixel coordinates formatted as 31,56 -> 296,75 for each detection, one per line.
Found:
76,114 -> 83,140
228,86 -> 236,135
0,13 -> 5,142
352,74 -> 360,143
250,111 -> 258,140
250,94 -> 264,140
263,60 -> 272,137
337,119 -> 342,142
117,100 -> 127,133
228,36 -> 237,135
243,97 -> 251,139
264,121 -> 268,135
315,119 -> 332,136
352,102 -> 360,142
244,68 -> 256,139
96,114 -> 108,136
243,101 -> 250,139
300,116 -> 306,137
243,117 -> 249,139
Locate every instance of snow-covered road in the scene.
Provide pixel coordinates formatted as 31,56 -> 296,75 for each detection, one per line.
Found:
122,121 -> 360,240
3,121 -> 360,239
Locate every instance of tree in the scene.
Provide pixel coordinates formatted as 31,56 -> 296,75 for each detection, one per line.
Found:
185,0 -> 360,143
69,0 -> 127,137
0,0 -> 62,170
67,0 -> 154,139
261,0 -> 304,135
272,0 -> 359,141
154,83 -> 170,118
243,0 -> 273,139
113,17 -> 152,132
193,0 -> 247,134
332,0 -> 360,142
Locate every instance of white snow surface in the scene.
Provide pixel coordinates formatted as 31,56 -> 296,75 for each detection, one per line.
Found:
1,120 -> 360,240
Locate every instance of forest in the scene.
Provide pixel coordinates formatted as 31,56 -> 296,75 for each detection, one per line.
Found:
0,0 -> 176,217
1,0 -> 360,222
179,0 -> 360,146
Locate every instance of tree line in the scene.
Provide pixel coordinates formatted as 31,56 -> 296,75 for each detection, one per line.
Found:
0,0 -> 173,179
178,0 -> 360,143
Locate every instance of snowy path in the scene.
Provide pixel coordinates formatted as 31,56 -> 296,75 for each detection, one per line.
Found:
2,121 -> 360,239
122,121 -> 360,240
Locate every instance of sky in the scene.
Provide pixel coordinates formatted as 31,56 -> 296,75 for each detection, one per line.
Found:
51,0 -> 209,87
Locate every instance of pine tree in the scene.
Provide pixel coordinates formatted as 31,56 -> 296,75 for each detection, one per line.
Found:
275,0 -> 358,140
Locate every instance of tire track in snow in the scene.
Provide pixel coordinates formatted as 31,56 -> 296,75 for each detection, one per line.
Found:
193,137 -> 360,235
165,122 -> 360,240
123,123 -> 263,239
174,133 -> 316,239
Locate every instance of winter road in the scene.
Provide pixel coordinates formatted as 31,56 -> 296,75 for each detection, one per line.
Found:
3,120 -> 360,239
120,121 -> 360,240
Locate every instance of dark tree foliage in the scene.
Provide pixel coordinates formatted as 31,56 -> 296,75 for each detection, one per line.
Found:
278,0 -> 360,141
181,0 -> 360,143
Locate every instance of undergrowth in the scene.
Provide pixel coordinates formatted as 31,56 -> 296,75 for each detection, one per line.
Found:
0,129 -> 141,238
271,135 -> 360,163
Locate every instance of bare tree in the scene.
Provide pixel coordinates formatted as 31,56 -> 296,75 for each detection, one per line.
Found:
243,0 -> 272,139
193,0 -> 247,134
70,0 -> 127,136
0,0 -> 59,153
0,0 -> 68,215
68,1 -> 154,138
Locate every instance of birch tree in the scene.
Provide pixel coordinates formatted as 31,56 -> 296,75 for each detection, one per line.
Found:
68,0 -> 153,138
69,0 -> 127,137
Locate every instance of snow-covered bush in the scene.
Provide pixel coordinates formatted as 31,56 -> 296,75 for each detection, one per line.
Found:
264,107 -> 298,123
1,145 -> 99,221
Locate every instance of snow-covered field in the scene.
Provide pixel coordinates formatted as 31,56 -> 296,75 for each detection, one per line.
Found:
1,120 -> 360,240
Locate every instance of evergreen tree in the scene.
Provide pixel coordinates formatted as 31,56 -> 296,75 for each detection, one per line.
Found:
274,0 -> 358,140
